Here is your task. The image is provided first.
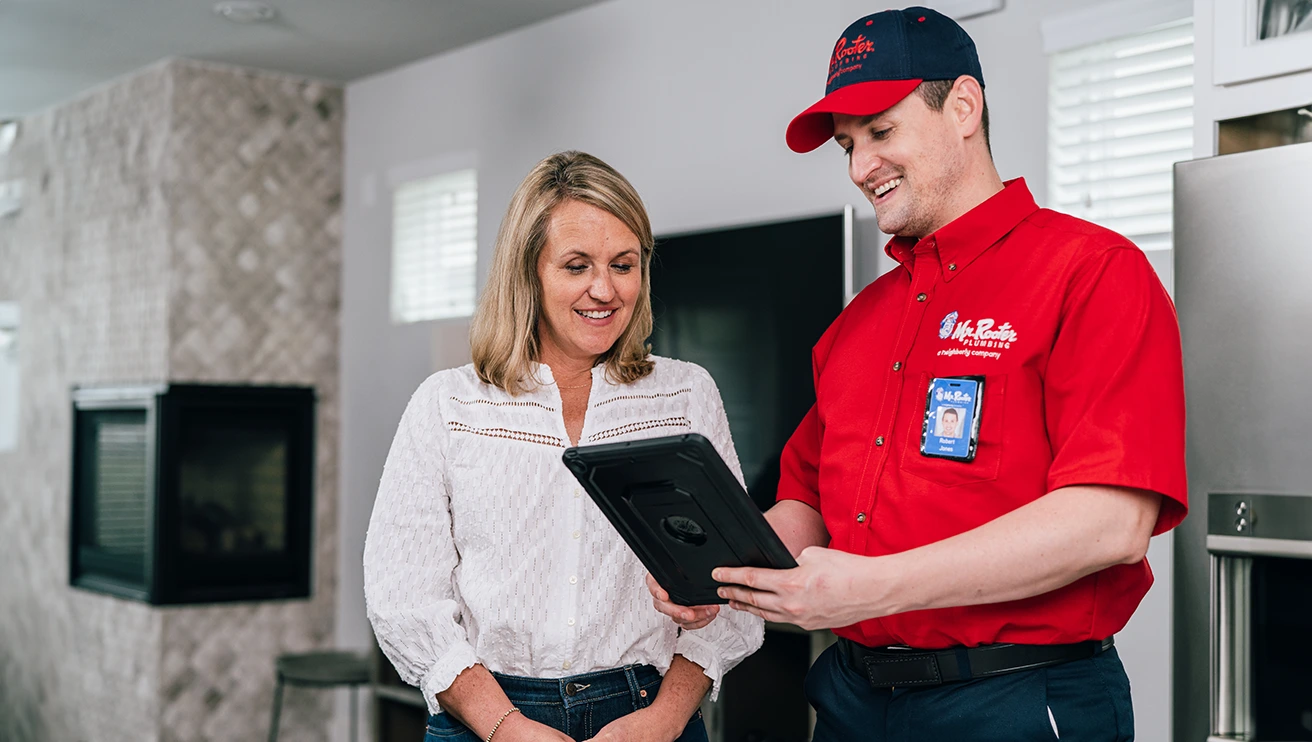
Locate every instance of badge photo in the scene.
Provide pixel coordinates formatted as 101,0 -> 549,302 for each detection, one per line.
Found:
920,376 -> 984,462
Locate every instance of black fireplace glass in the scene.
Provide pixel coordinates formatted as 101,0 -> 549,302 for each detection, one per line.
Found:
70,384 -> 314,605
178,418 -> 288,558
1252,556 -> 1312,740
73,408 -> 152,592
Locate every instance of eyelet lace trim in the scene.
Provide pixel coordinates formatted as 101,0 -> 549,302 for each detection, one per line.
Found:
450,396 -> 556,412
588,416 -> 692,442
451,395 -> 553,414
592,388 -> 692,409
448,421 -> 565,448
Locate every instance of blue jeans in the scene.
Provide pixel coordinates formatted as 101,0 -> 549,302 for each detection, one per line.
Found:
805,642 -> 1135,742
424,664 -> 708,742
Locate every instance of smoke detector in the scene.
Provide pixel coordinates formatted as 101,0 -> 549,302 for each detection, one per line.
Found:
213,1 -> 277,24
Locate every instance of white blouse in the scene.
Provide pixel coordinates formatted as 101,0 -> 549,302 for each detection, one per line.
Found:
363,356 -> 764,715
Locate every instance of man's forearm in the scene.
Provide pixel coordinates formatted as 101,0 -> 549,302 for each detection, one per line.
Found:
870,485 -> 1161,616
766,499 -> 829,557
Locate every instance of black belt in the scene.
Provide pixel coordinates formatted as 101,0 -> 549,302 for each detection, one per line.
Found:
838,635 -> 1114,689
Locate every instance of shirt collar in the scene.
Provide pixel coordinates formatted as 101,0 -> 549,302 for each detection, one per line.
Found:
883,178 -> 1039,282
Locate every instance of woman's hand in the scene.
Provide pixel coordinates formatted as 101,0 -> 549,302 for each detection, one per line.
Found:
496,712 -> 576,742
645,573 -> 719,630
587,706 -> 685,742
438,666 -> 574,742
589,655 -> 707,741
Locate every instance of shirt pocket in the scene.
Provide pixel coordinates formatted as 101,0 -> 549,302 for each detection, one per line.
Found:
899,372 -> 1007,488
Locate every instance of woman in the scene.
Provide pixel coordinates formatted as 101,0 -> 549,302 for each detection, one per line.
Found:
364,151 -> 762,742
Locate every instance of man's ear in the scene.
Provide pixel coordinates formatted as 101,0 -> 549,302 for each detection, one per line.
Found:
950,76 -> 985,140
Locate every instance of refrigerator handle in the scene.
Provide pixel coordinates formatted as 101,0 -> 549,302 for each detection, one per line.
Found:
1211,553 -> 1254,741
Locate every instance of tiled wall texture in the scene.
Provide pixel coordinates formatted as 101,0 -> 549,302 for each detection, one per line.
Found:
0,59 -> 343,742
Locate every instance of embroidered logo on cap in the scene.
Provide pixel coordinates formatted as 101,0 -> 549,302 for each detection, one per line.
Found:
828,35 -> 875,86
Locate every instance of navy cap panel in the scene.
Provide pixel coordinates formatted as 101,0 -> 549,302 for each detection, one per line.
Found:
900,9 -> 985,85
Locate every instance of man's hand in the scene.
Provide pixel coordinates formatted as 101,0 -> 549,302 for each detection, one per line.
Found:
645,573 -> 720,630
587,705 -> 686,742
713,546 -> 888,631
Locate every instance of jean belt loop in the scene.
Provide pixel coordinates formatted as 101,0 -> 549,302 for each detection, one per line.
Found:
623,665 -> 641,705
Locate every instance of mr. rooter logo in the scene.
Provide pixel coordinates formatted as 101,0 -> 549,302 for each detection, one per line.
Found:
831,35 -> 876,68
828,34 -> 875,85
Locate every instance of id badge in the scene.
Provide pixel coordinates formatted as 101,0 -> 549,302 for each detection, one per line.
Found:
920,376 -> 984,462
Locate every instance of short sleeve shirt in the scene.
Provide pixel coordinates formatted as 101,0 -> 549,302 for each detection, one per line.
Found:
776,178 -> 1188,649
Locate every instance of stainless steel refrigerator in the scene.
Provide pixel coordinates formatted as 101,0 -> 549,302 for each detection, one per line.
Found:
1173,141 -> 1312,742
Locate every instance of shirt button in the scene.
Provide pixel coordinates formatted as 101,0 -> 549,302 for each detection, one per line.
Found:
875,436 -> 885,446
892,362 -> 903,371
569,575 -> 578,585
575,489 -> 582,499
567,617 -> 576,626
856,513 -> 867,523
562,661 -> 571,670
948,263 -> 958,271
916,293 -> 927,302
572,530 -> 581,540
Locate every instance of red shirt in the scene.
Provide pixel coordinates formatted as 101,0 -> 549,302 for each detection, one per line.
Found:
776,178 -> 1188,649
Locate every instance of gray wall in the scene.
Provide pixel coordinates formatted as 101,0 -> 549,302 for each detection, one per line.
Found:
0,64 -> 174,742
340,1 -> 1178,740
158,61 -> 344,742
0,59 -> 343,742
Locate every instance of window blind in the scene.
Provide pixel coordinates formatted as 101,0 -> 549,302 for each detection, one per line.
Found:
391,169 -> 478,323
1048,18 -> 1193,252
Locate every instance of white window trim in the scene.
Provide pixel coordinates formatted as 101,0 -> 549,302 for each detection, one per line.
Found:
1042,0 -> 1192,53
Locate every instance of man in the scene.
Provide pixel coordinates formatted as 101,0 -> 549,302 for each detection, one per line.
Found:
648,7 -> 1187,740
937,406 -> 960,439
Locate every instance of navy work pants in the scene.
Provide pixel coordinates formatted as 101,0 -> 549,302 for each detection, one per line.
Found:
805,642 -> 1135,741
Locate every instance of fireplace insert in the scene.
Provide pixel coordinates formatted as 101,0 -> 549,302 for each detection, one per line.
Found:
70,383 -> 314,605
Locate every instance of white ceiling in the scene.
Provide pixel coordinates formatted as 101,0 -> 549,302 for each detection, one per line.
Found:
0,0 -> 612,118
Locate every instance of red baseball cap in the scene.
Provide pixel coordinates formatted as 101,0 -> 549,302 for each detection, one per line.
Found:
787,7 -> 985,153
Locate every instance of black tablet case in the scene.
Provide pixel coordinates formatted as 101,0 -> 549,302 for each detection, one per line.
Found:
561,433 -> 797,606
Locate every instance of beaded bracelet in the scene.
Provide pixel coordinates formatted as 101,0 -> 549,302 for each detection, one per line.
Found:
486,707 -> 520,742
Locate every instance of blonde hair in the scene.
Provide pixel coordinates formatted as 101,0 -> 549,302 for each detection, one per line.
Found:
470,151 -> 656,394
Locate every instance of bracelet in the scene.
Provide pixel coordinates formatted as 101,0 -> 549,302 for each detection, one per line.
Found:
485,706 -> 520,742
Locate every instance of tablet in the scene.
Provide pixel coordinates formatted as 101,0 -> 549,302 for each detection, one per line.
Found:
561,433 -> 797,606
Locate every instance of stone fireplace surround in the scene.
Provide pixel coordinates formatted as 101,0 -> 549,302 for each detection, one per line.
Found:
0,59 -> 342,742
